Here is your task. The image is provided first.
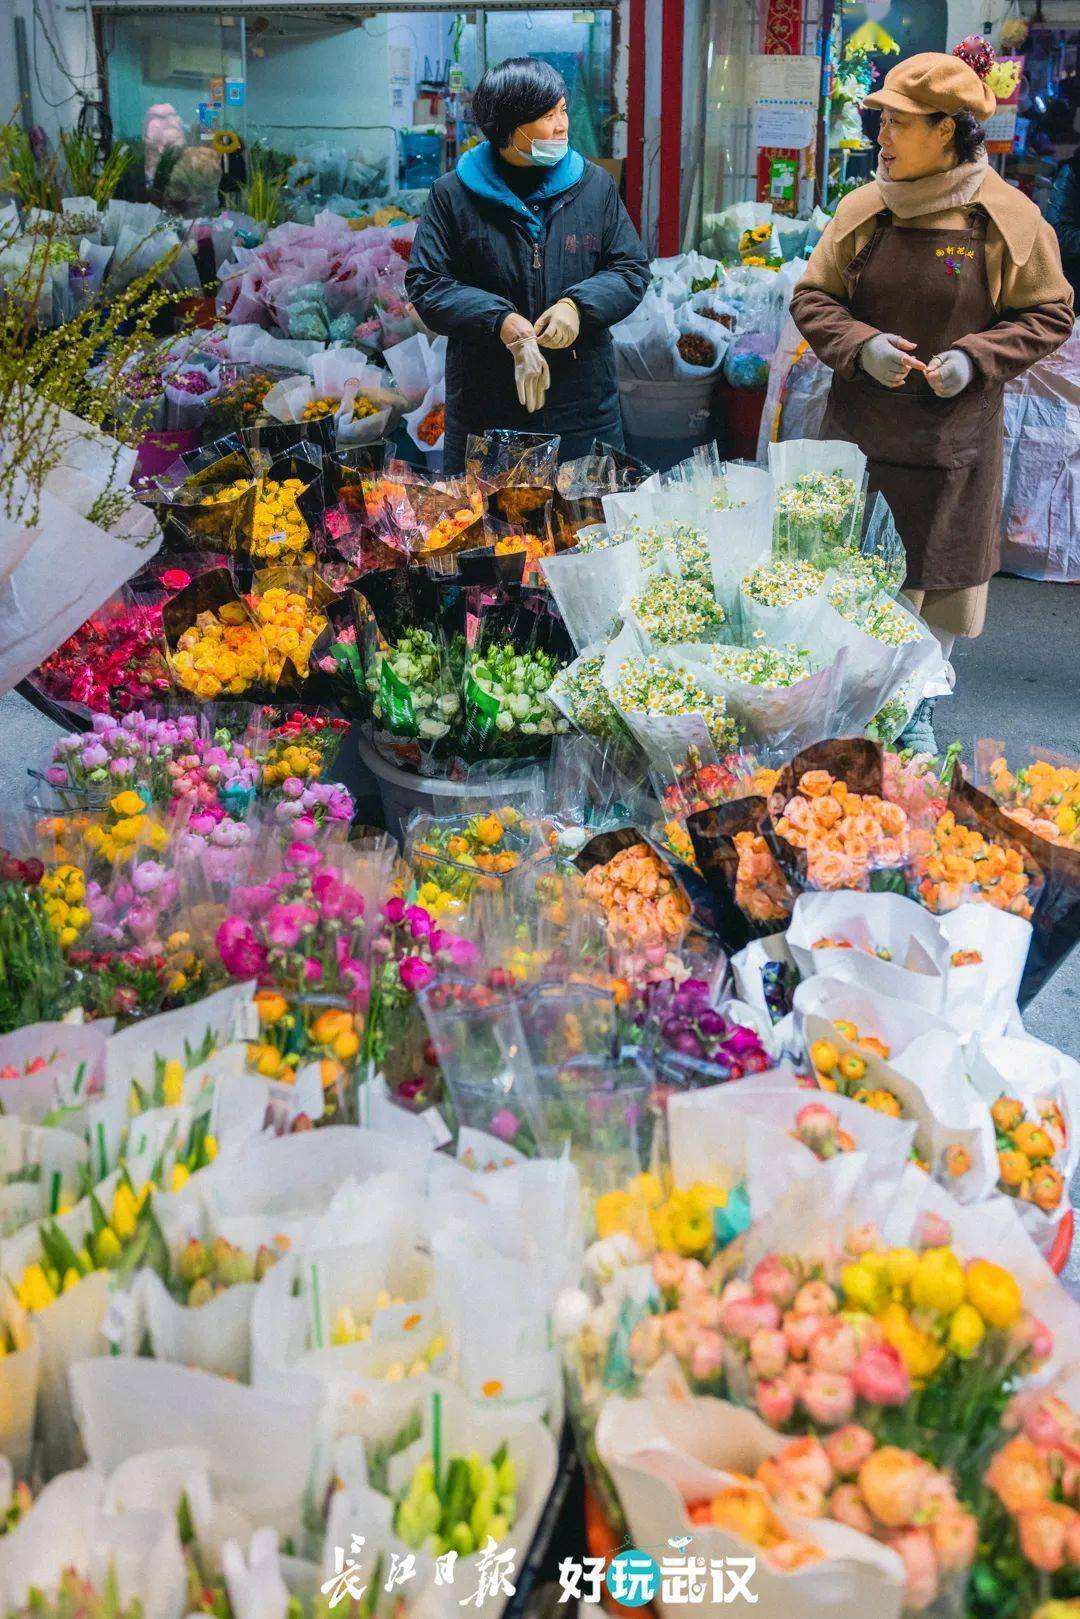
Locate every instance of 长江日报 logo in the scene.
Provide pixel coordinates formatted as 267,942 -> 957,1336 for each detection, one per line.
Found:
557,1536 -> 758,1605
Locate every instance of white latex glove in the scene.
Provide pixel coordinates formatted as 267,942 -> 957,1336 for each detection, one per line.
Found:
510,337 -> 550,413
534,297 -> 580,349
925,348 -> 974,398
860,332 -> 926,388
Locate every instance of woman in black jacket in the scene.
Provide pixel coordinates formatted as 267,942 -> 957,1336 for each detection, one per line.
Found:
1047,146 -> 1080,300
405,57 -> 650,470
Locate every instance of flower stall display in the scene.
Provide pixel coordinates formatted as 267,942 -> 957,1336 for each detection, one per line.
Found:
7,238 -> 1080,1619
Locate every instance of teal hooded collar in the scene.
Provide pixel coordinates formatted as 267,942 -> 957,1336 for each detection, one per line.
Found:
456,141 -> 586,236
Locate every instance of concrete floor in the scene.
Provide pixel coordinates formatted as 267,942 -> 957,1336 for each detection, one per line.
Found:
2,573 -> 1078,1266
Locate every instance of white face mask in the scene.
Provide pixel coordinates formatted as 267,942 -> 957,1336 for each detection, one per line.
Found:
513,132 -> 569,167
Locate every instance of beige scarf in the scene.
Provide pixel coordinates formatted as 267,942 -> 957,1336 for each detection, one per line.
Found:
874,153 -> 988,218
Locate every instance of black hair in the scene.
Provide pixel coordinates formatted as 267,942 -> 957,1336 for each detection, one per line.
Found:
928,109 -> 987,163
471,57 -> 567,151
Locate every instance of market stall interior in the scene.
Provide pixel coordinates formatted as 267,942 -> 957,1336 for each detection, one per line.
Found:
3,5 -> 1080,1617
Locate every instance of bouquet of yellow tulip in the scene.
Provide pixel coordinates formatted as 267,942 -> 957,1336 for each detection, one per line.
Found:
14,1175 -> 163,1313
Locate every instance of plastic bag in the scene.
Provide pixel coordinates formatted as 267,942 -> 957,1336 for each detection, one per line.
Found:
456,587 -> 573,767
552,442 -> 652,548
540,530 -> 645,653
612,287 -> 680,382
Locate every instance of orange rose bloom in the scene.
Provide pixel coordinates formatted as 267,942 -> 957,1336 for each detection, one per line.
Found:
998,1149 -> 1031,1189
992,1096 -> 1025,1134
1017,1503 -> 1079,1572
1031,1164 -> 1065,1212
986,1437 -> 1052,1514
1013,1122 -> 1054,1163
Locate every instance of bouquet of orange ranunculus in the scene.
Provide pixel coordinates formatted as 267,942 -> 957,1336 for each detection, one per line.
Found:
971,1391 -> 1080,1617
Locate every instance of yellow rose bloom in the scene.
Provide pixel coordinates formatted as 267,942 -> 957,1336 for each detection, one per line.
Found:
878,1301 -> 945,1383
594,1190 -> 631,1239
910,1247 -> 966,1316
965,1259 -> 1022,1329
885,1247 -> 919,1290
841,1260 -> 886,1315
110,791 -> 145,818
947,1302 -> 986,1359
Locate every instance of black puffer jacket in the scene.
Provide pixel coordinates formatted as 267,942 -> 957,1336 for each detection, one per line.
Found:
405,147 -> 649,470
1047,150 -> 1080,300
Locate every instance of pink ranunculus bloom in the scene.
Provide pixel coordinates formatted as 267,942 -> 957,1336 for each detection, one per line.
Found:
750,1254 -> 799,1309
280,776 -> 306,800
801,1370 -> 856,1428
216,916 -> 268,978
304,957 -> 323,983
652,1252 -> 686,1293
436,932 -> 480,968
756,1377 -> 795,1428
405,904 -> 432,940
794,1101 -> 839,1148
689,1295 -> 723,1332
918,1210 -> 952,1249
131,860 -> 166,895
720,1293 -> 781,1343
719,1278 -> 754,1308
792,1279 -> 839,1318
888,1527 -> 939,1611
1029,1316 -> 1054,1363
831,1482 -> 875,1536
383,896 -> 406,925
488,1106 -> 520,1142
399,956 -> 436,994
783,1360 -> 809,1400
232,883 -> 275,918
824,1424 -> 877,1479
661,1310 -> 691,1360
265,902 -> 320,950
340,956 -> 370,999
311,875 -> 345,919
749,1327 -> 789,1381
284,840 -> 322,871
677,1258 -> 708,1297
784,1311 -> 825,1361
337,886 -> 365,923
853,1342 -> 911,1407
689,1329 -> 725,1383
45,766 -> 67,786
810,1319 -> 858,1377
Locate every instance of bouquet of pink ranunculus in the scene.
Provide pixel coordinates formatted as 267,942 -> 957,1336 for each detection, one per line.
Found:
749,1431 -> 978,1614
365,894 -> 479,1106
216,839 -> 388,1120
630,1234 -> 1054,1486
215,839 -> 371,1004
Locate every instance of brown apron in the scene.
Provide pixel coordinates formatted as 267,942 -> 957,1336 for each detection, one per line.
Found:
821,207 -> 1003,591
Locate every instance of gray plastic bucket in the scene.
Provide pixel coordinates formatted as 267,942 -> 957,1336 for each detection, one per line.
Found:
618,373 -> 717,441
353,730 -> 541,842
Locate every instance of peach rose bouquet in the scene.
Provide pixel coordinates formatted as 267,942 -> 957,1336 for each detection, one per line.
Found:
972,1393 -> 1080,1617
774,767 -> 911,891
751,1433 -> 977,1613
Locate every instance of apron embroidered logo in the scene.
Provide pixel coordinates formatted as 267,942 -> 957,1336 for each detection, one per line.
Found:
936,245 -> 975,275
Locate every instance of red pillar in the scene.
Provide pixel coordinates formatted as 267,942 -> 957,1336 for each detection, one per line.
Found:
658,0 -> 685,255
